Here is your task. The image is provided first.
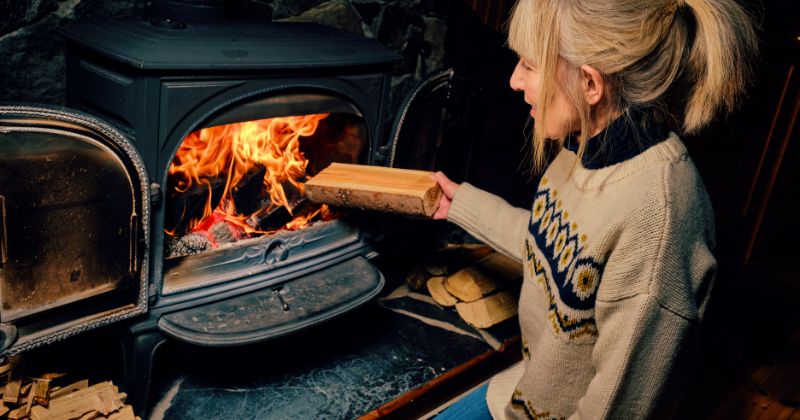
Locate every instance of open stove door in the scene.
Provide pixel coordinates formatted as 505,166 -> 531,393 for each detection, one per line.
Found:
386,68 -> 454,171
0,104 -> 149,356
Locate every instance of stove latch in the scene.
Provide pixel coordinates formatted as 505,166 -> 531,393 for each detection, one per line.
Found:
272,288 -> 290,311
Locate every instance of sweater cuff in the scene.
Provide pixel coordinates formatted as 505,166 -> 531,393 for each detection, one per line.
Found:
447,182 -> 488,231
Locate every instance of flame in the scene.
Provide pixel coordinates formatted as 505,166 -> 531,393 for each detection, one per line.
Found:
167,114 -> 331,237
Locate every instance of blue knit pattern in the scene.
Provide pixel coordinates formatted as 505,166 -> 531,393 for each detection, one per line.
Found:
525,177 -> 604,342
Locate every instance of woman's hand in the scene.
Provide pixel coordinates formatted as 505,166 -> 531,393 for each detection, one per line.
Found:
431,171 -> 460,220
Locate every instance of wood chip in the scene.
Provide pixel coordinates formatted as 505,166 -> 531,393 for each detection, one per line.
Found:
426,276 -> 459,307
32,378 -> 51,406
2,380 -> 22,405
455,291 -> 518,329
445,267 -> 498,302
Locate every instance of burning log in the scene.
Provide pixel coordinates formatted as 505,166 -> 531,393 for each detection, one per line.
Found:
245,180 -> 316,232
165,177 -> 226,236
232,164 -> 266,215
304,163 -> 442,217
245,198 -> 316,232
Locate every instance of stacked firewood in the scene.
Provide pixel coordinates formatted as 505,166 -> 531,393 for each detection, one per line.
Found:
406,244 -> 523,328
0,356 -> 138,420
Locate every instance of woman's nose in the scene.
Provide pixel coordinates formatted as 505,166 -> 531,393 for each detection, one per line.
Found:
509,66 -> 523,91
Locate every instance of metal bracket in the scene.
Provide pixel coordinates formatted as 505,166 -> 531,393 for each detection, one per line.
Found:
0,195 -> 7,266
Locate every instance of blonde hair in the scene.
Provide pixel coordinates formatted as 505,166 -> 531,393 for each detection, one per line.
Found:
508,0 -> 758,170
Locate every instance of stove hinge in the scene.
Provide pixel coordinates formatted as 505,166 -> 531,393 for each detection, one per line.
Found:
149,183 -> 161,207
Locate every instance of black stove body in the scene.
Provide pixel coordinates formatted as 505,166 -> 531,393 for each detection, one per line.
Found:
0,14 -> 454,413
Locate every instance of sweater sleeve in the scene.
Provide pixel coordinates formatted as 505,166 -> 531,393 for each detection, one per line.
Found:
446,182 -> 530,262
572,162 -> 717,419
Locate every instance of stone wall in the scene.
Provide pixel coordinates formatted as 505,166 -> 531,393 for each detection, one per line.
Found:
0,0 -> 451,115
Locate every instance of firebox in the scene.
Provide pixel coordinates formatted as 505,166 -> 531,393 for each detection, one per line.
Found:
0,12 -> 454,414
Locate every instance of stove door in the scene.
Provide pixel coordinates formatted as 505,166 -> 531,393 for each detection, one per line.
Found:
387,69 -> 454,170
0,104 -> 149,355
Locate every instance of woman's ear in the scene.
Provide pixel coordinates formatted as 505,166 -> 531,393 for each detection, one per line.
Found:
580,64 -> 605,106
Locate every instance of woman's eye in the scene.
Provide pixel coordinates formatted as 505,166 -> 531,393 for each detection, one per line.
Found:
519,59 -> 534,71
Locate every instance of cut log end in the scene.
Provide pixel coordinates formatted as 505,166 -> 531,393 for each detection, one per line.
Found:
426,276 -> 458,307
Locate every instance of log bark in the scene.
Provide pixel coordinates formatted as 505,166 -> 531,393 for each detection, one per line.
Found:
305,163 -> 442,217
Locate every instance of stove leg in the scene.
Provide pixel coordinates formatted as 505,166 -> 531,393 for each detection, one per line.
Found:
120,329 -> 167,417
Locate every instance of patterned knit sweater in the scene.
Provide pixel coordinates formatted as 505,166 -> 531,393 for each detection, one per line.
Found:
447,117 -> 717,419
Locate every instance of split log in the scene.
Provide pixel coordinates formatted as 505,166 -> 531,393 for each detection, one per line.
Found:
7,389 -> 34,419
305,163 -> 442,217
444,267 -> 498,303
426,276 -> 458,307
50,379 -> 89,400
29,381 -> 125,420
473,252 -> 523,282
455,291 -> 518,329
422,244 -> 494,276
3,356 -> 24,405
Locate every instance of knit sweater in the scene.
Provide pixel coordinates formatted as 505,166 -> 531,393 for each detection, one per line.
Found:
447,117 -> 717,419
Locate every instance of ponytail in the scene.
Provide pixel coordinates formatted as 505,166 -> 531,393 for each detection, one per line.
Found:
681,0 -> 758,133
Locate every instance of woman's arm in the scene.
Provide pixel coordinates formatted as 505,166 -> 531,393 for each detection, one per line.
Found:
432,171 -> 530,262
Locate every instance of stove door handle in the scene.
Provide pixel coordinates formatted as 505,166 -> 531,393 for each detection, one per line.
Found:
0,195 -> 7,266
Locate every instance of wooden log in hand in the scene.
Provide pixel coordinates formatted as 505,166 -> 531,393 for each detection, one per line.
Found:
304,163 -> 442,217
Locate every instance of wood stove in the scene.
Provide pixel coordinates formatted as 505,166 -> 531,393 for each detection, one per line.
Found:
0,11 -> 454,414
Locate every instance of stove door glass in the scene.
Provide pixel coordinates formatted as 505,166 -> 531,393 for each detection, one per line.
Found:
0,127 -> 139,322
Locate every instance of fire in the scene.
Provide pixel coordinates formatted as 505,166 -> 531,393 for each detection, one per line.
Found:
167,114 -> 332,239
